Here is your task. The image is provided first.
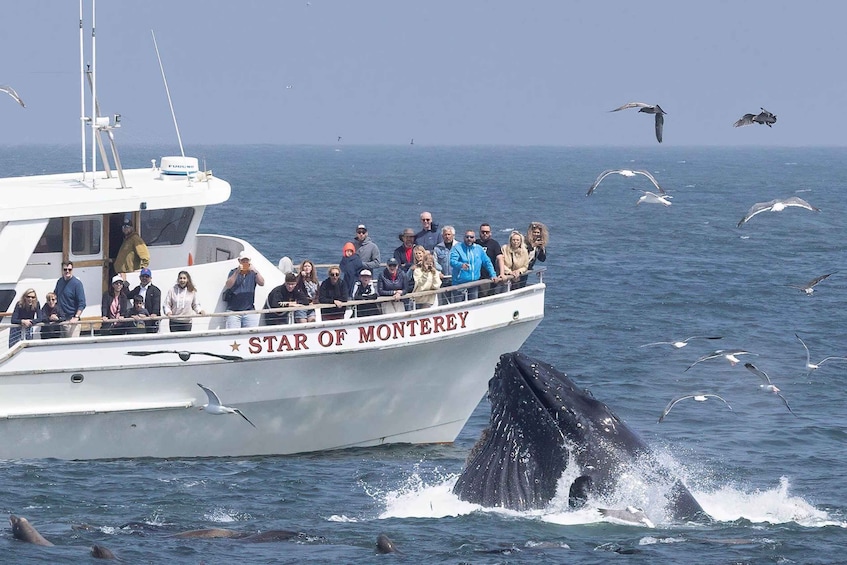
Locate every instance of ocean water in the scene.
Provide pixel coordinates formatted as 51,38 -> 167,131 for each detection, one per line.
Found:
2,144 -> 847,563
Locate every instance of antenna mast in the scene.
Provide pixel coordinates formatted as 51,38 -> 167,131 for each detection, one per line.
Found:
78,0 -> 87,178
151,30 -> 185,157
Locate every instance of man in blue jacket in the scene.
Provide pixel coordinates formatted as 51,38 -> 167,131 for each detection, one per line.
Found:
449,230 -> 497,301
54,261 -> 86,338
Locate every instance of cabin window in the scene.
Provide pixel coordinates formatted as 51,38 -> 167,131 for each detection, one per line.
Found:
141,207 -> 194,246
70,218 -> 101,255
34,218 -> 63,253
0,290 -> 15,314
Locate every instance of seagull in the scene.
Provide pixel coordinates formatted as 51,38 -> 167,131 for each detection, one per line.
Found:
658,393 -> 732,423
610,102 -> 666,143
635,189 -> 673,207
685,349 -> 757,372
197,383 -> 257,428
126,350 -> 242,362
587,169 -> 666,196
795,333 -> 847,372
743,363 -> 796,416
733,108 -> 777,128
787,272 -> 835,295
640,335 -> 723,349
737,196 -> 820,227
0,85 -> 25,107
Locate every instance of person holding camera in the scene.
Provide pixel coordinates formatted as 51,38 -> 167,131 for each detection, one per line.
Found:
525,221 -> 549,270
224,250 -> 265,328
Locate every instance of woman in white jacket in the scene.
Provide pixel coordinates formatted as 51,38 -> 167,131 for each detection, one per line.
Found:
163,271 -> 205,332
411,246 -> 442,309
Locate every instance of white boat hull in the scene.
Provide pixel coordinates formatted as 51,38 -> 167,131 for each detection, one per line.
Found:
0,285 -> 543,460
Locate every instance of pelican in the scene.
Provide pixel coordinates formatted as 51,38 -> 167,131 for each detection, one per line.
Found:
635,189 -> 673,207
197,383 -> 257,428
640,335 -> 723,349
685,349 -> 757,372
0,85 -> 25,108
733,108 -> 777,128
737,196 -> 820,227
587,169 -> 666,195
610,102 -> 666,143
795,333 -> 847,372
743,363 -> 796,416
658,393 -> 732,423
787,272 -> 835,295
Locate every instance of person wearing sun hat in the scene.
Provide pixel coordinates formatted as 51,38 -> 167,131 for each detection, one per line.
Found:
128,267 -> 162,333
223,249 -> 265,328
393,228 -> 417,271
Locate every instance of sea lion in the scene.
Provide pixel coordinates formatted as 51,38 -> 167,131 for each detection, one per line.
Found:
91,544 -> 117,559
9,514 -> 54,546
376,533 -> 402,554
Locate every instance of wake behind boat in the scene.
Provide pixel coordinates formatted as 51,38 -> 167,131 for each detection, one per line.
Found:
0,7 -> 545,460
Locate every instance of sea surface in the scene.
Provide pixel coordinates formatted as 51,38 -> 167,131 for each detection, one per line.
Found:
2,144 -> 847,563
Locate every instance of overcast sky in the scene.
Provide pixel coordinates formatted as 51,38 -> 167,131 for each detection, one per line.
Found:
2,1 -> 844,147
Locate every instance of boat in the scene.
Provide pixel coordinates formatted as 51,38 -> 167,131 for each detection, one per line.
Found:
0,6 -> 545,460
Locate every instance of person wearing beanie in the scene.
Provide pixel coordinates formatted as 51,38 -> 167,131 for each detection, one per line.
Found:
339,241 -> 364,297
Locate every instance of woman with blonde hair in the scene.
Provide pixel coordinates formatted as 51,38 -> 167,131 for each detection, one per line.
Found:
411,246 -> 442,309
502,231 -> 530,281
525,221 -> 549,270
9,288 -> 41,346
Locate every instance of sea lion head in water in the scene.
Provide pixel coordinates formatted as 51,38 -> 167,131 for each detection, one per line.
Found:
9,514 -> 54,546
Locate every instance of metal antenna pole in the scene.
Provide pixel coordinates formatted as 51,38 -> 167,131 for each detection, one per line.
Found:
151,30 -> 185,157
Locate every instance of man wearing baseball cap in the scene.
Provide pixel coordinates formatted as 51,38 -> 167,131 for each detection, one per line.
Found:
114,218 -> 150,275
128,267 -> 162,333
353,224 -> 381,272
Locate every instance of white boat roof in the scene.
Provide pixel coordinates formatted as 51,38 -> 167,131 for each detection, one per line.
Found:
0,163 -> 231,223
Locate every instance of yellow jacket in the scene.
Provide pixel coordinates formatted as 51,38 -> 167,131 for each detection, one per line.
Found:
115,232 -> 150,272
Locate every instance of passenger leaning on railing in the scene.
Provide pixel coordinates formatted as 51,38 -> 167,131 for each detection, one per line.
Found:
40,292 -> 64,340
318,266 -> 347,321
264,273 -> 310,326
54,261 -> 86,338
9,288 -> 41,347
449,230 -> 498,302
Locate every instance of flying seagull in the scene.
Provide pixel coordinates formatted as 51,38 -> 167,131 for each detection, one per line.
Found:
0,85 -> 25,107
635,189 -> 673,207
737,196 -> 820,227
610,102 -> 666,143
743,363 -> 796,416
587,169 -> 666,196
126,350 -> 242,362
640,335 -> 723,349
795,333 -> 847,372
658,393 -> 732,423
197,383 -> 257,428
733,108 -> 777,128
685,349 -> 757,372
787,272 -> 835,295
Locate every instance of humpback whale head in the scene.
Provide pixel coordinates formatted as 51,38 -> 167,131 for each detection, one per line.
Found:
453,352 -> 708,522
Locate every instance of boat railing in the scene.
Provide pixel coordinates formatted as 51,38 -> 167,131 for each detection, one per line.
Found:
0,268 -> 545,344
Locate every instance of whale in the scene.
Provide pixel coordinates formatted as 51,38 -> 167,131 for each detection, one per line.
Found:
452,352 -> 708,521
9,515 -> 54,546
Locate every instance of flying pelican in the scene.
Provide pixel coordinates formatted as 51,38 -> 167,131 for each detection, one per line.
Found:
737,196 -> 820,227
787,272 -> 835,295
658,393 -> 732,423
795,333 -> 847,372
640,335 -> 723,349
685,349 -> 757,372
733,108 -> 777,128
0,85 -> 25,108
635,189 -> 673,207
197,383 -> 257,428
587,169 -> 666,196
610,102 -> 666,143
742,363 -> 796,416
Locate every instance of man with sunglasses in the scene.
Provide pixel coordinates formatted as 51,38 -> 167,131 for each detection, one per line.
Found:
318,267 -> 348,320
449,230 -> 497,302
352,224 -> 381,272
414,211 -> 442,252
54,261 -> 86,338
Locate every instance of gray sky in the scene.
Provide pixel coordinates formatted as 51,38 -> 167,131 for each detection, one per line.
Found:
2,1 -> 844,146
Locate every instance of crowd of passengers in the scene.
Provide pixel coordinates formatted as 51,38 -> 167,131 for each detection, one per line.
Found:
4,214 -> 548,345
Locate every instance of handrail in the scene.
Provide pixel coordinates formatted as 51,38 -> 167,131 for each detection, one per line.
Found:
0,268 -> 546,332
